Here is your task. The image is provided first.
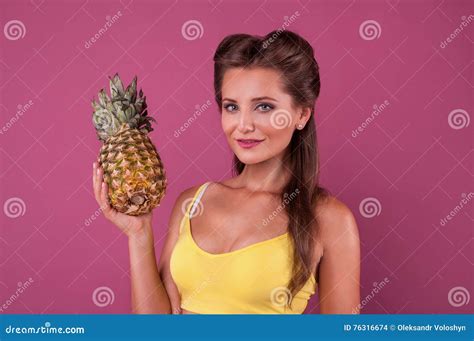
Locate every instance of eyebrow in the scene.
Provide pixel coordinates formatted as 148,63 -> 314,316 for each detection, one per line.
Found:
222,96 -> 278,103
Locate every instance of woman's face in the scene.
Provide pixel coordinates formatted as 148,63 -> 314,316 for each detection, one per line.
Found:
220,67 -> 309,165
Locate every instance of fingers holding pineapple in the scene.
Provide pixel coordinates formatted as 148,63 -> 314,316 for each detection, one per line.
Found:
93,161 -> 114,218
92,161 -> 102,204
92,161 -> 152,238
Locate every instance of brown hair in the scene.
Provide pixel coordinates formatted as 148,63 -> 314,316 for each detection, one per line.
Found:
213,30 -> 330,310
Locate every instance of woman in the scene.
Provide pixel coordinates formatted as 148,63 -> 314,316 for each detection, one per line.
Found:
92,30 -> 360,314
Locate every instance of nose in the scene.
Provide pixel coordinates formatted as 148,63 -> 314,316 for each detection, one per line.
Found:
237,109 -> 255,133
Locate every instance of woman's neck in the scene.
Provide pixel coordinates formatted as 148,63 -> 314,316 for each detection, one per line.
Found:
234,156 -> 291,194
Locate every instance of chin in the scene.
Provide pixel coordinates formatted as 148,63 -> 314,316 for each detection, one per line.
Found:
233,151 -> 268,165
236,157 -> 259,165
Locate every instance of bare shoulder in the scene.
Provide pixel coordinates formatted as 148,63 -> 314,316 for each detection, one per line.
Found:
177,184 -> 202,202
175,181 -> 225,211
168,183 -> 205,227
315,195 -> 360,253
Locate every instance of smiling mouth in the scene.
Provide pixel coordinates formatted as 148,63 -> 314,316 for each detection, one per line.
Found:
235,138 -> 265,149
236,139 -> 264,143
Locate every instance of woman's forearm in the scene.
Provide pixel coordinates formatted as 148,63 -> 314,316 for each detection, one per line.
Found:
128,223 -> 171,314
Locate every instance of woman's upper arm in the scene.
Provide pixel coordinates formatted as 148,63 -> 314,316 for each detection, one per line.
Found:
316,197 -> 361,314
157,185 -> 198,314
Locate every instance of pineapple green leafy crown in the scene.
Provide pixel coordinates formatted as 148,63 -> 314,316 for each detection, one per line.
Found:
92,73 -> 155,142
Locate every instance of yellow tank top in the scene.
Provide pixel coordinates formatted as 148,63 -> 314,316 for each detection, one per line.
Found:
170,182 -> 317,314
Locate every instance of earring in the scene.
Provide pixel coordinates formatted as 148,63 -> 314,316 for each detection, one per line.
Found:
297,124 -> 303,130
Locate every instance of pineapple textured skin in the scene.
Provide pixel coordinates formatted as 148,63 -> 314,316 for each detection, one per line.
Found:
98,124 -> 167,215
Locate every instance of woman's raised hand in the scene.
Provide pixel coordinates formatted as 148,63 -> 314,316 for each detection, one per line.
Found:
92,162 -> 153,238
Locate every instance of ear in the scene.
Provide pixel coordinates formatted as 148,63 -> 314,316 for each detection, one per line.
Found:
298,107 -> 312,127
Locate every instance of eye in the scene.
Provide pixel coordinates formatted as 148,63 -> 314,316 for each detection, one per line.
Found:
223,103 -> 238,112
256,103 -> 274,112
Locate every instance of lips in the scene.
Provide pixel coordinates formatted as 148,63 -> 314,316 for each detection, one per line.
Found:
236,138 -> 264,149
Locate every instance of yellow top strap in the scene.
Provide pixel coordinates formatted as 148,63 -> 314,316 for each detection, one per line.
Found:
178,182 -> 210,235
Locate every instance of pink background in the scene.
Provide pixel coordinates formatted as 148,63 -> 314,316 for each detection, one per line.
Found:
0,0 -> 472,314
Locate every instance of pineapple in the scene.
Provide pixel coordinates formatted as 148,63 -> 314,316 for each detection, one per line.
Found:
92,73 -> 167,216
